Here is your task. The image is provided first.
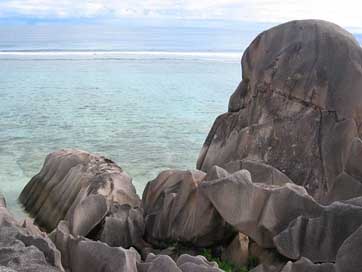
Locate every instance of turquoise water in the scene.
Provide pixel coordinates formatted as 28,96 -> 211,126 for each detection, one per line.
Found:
0,52 -> 241,216
1,23 -> 359,218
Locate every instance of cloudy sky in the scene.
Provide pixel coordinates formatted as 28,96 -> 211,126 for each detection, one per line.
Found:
0,0 -> 361,29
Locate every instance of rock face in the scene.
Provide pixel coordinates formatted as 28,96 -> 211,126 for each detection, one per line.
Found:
251,258 -> 336,272
197,20 -> 362,204
142,169 -> 234,247
138,253 -> 223,272
0,194 -> 63,272
221,233 -> 249,268
201,168 -> 362,262
335,224 -> 362,272
19,149 -> 144,249
50,221 -> 140,272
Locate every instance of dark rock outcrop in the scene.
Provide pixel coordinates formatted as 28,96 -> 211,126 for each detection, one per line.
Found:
0,194 -> 63,272
19,149 -> 144,249
142,169 -> 234,247
197,19 -> 362,204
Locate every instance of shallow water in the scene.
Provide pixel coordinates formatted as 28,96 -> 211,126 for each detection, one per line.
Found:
2,23 -> 359,218
0,52 -> 241,217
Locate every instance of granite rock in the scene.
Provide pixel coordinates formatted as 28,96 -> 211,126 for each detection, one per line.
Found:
19,149 -> 144,248
142,169 -> 234,247
197,20 -> 362,204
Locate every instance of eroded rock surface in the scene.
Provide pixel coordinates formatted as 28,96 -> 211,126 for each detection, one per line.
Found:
138,253 -> 222,272
201,168 -> 362,264
19,149 -> 144,249
197,19 -> 362,204
0,194 -> 63,272
142,169 -> 234,247
50,221 -> 140,272
251,258 -> 335,272
201,169 -> 321,248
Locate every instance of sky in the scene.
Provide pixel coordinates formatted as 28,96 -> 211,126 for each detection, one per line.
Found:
0,0 -> 361,31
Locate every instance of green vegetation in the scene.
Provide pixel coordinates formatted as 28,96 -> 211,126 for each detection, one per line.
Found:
200,249 -> 253,272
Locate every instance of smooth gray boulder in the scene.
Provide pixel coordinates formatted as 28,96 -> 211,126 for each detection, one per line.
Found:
177,254 -> 222,272
223,160 -> 293,186
200,169 -> 322,248
137,254 -> 181,272
137,253 -> 222,272
0,195 -> 63,272
98,203 -> 145,248
50,220 -> 140,272
142,169 -> 234,247
197,20 -> 362,204
201,168 -> 362,263
19,149 -> 144,248
274,198 -> 362,262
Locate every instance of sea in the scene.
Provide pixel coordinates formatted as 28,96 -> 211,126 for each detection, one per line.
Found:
0,22 -> 360,217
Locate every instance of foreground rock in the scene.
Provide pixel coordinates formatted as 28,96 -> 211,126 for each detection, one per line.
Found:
19,149 -> 144,249
201,168 -> 362,263
142,169 -> 235,247
0,194 -> 63,272
197,20 -> 362,204
138,253 -> 223,272
251,257 -> 335,272
50,220 -> 223,272
50,221 -> 140,272
252,224 -> 362,272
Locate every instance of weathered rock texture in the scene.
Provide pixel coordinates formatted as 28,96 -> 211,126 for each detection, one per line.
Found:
142,169 -> 235,247
197,19 -> 362,204
221,233 -> 249,268
50,221 -> 140,272
201,168 -> 362,263
19,149 -> 144,248
0,194 -> 63,272
252,228 -> 362,272
335,224 -> 362,272
251,258 -> 336,272
138,253 -> 223,272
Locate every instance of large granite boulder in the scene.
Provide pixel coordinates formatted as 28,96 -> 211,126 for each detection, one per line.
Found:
0,194 -> 63,272
197,20 -> 362,203
251,221 -> 362,271
142,169 -> 235,247
274,197 -> 362,262
200,168 -> 321,248
19,149 -> 144,249
200,168 -> 362,263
